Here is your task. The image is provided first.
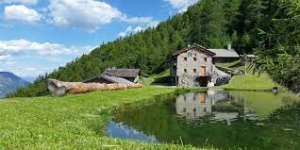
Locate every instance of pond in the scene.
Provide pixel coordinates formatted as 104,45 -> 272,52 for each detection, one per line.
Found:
106,90 -> 300,149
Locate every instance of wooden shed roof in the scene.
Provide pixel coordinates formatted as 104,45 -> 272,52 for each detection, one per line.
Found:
104,69 -> 140,78
172,44 -> 216,56
83,68 -> 140,83
208,49 -> 240,58
101,75 -> 135,84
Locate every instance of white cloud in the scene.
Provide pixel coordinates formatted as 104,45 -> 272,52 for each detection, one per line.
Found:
118,32 -> 127,38
48,0 -> 123,32
125,26 -> 133,32
1,0 -> 38,5
0,54 -> 11,61
117,21 -> 159,38
164,0 -> 198,13
4,5 -> 41,23
0,39 -> 92,56
121,16 -> 154,24
147,21 -> 160,28
0,39 -> 94,78
47,0 -> 160,32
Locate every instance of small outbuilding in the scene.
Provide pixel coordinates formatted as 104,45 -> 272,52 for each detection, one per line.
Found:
208,44 -> 240,63
84,68 -> 140,84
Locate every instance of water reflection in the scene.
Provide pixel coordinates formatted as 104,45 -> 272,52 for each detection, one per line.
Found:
175,92 -> 214,121
105,90 -> 300,149
107,121 -> 158,143
175,90 -> 256,124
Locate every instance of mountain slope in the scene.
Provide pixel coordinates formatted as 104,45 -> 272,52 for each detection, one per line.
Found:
0,72 -> 29,98
9,0 -> 241,97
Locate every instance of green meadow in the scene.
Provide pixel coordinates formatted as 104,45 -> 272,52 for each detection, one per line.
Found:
0,87 -> 212,150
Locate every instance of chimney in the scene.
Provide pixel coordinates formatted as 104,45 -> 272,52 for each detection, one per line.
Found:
227,44 -> 232,51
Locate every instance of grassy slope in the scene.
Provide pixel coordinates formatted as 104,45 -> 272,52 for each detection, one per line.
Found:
140,69 -> 170,85
0,87 -> 209,150
222,72 -> 278,91
216,62 -> 279,91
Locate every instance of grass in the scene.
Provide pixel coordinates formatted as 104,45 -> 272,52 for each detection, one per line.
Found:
0,86 -> 211,150
140,69 -> 170,85
216,62 -> 280,91
221,71 -> 279,91
216,60 -> 240,69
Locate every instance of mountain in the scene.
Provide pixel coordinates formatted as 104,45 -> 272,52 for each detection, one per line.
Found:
0,72 -> 29,98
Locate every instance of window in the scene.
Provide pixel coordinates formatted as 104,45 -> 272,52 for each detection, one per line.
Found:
188,52 -> 193,57
193,69 -> 196,73
184,69 -> 187,73
184,57 -> 187,61
193,57 -> 197,61
204,57 -> 207,62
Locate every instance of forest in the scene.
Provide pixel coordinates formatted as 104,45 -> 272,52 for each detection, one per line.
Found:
8,0 -> 300,97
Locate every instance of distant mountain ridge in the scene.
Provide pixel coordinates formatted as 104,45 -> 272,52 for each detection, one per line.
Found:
0,72 -> 29,98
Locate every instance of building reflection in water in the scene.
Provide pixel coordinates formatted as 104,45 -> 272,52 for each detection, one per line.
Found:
175,89 -> 253,124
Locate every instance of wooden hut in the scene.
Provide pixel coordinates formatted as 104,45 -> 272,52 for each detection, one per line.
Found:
84,68 -> 140,84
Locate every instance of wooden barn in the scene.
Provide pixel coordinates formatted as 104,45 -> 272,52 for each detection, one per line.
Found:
208,44 -> 240,63
84,68 -> 140,84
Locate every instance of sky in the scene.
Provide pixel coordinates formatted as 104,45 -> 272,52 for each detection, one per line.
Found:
0,0 -> 198,82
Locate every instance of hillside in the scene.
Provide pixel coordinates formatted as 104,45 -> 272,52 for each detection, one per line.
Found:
0,72 -> 29,98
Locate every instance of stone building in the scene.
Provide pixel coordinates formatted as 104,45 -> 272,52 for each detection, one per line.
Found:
170,44 -> 239,87
170,44 -> 216,87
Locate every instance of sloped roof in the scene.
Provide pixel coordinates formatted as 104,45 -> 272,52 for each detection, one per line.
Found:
208,49 -> 239,58
83,68 -> 139,83
104,69 -> 140,78
172,44 -> 216,56
101,75 -> 135,84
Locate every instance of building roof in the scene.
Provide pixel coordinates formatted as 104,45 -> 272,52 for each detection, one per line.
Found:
172,44 -> 216,56
104,69 -> 140,78
83,68 -> 139,83
208,49 -> 239,58
101,75 -> 135,84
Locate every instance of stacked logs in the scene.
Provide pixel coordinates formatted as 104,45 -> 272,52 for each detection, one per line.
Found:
47,79 -> 143,96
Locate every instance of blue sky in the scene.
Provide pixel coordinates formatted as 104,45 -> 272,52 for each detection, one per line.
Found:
0,0 -> 198,81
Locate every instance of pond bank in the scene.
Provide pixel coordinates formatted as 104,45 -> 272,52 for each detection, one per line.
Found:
0,86 -> 212,150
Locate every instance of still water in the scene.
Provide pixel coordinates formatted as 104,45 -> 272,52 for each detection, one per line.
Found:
106,90 -> 300,149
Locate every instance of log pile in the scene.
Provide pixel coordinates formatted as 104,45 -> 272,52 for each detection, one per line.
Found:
47,79 -> 143,96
